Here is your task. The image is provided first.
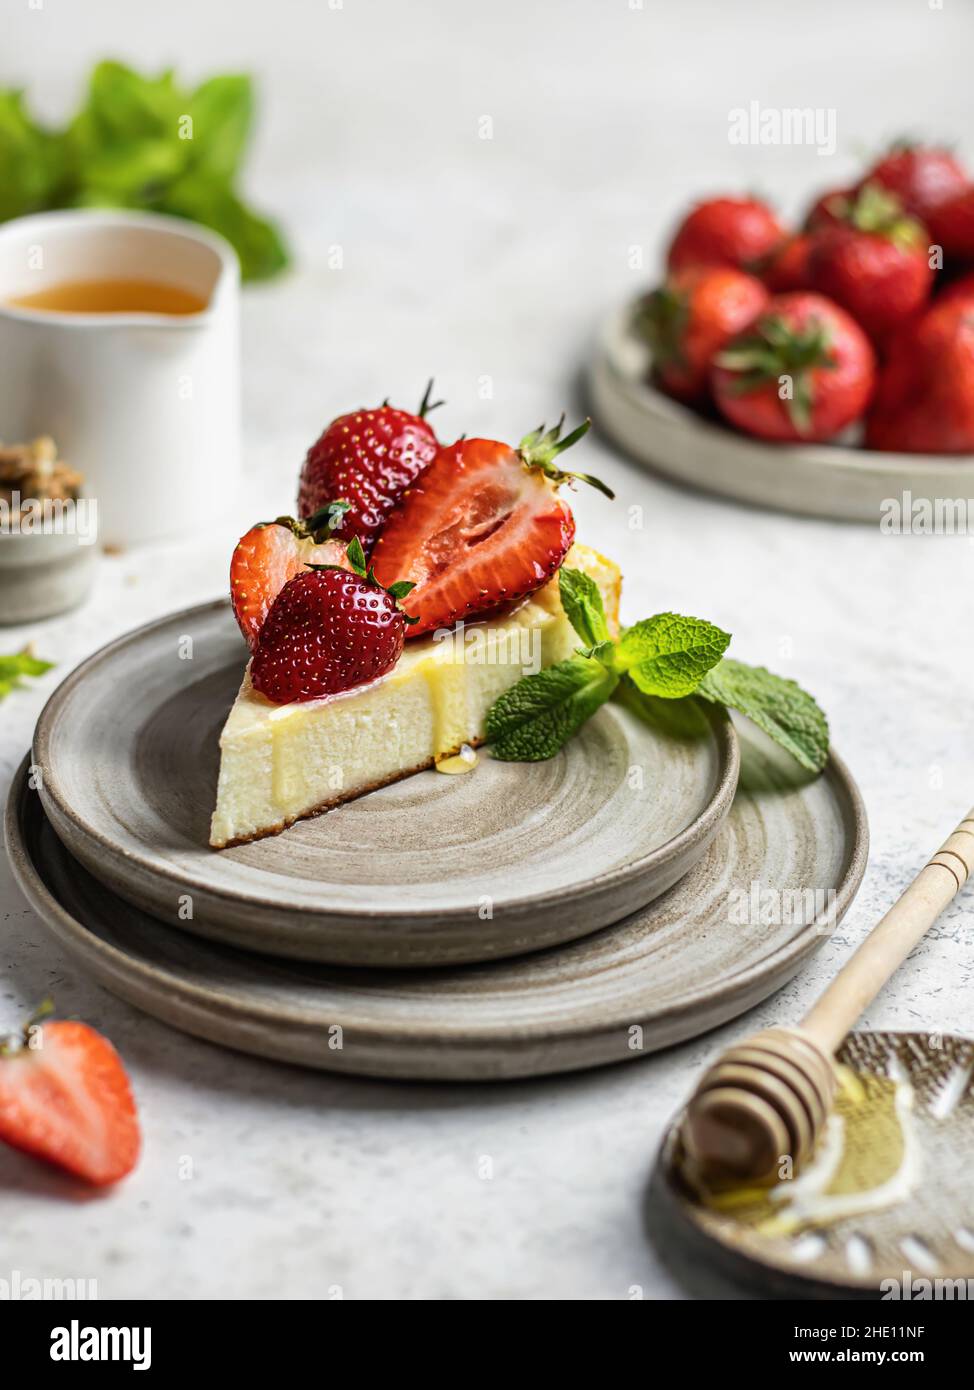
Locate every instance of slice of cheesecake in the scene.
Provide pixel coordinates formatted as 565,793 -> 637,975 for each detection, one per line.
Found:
210,544 -> 620,847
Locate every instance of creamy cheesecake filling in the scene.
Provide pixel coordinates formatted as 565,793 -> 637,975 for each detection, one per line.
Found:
210,544 -> 621,847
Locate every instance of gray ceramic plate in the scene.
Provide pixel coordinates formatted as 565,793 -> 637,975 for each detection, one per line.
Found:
31,601 -> 738,968
590,301 -> 974,523
6,731 -> 868,1081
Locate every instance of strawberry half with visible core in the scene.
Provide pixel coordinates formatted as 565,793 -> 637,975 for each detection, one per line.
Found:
231,503 -> 352,651
297,381 -> 442,554
635,266 -> 768,403
807,182 -> 934,346
711,292 -> 876,443
0,1004 -> 140,1187
372,419 -> 613,638
666,197 -> 785,274
251,537 -> 417,704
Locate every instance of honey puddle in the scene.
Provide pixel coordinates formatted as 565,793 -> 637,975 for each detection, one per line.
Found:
435,744 -> 479,775
693,1065 -> 921,1237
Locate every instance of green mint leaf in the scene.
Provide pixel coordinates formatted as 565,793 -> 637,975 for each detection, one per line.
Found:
188,75 -> 253,181
5,61 -> 291,283
78,61 -> 183,143
558,567 -> 611,650
163,178 -> 289,280
615,613 -> 730,698
0,648 -> 55,701
697,658 -> 829,772
486,656 -> 619,761
0,89 -> 66,221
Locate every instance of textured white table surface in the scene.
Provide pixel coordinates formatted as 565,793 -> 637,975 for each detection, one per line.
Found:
2,0 -> 973,1300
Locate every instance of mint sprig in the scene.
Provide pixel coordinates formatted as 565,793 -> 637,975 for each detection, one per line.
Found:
485,656 -> 618,761
614,614 -> 731,697
0,647 -> 55,701
485,568 -> 829,772
0,62 -> 289,280
696,659 -> 829,773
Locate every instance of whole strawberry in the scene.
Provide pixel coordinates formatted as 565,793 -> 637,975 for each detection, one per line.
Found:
297,382 -> 441,554
230,504 -> 352,651
861,142 -> 967,224
666,197 -> 784,274
929,185 -> 974,267
373,419 -> 612,637
803,187 -> 855,233
635,266 -> 768,403
866,298 -> 974,453
711,292 -> 876,443
807,183 -> 933,346
251,537 -> 416,704
759,234 -> 812,293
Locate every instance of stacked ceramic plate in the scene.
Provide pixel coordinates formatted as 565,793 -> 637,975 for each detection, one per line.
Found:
5,600 -> 868,1081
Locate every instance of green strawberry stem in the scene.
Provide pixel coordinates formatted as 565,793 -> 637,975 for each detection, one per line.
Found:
843,181 -> 925,248
418,378 -> 445,418
1,996 -> 54,1056
518,417 -> 615,498
308,535 -> 419,623
265,501 -> 350,544
633,285 -> 689,368
715,313 -> 837,435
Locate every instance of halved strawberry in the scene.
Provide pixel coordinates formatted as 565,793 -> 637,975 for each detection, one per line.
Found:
0,1015 -> 140,1186
230,505 -> 351,651
371,420 -> 613,637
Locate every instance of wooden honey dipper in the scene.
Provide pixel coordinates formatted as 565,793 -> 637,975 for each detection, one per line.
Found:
682,808 -> 974,1184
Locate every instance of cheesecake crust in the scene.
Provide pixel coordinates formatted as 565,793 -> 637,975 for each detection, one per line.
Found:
211,738 -> 486,849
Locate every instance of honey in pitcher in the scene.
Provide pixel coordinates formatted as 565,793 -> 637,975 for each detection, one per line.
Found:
7,278 -> 208,315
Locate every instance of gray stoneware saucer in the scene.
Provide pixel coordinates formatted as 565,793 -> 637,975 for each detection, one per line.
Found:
6,729 -> 866,1080
590,300 -> 974,523
29,600 -> 739,968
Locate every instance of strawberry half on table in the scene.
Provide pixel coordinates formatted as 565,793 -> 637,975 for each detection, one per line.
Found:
711,292 -> 876,443
297,381 -> 442,554
372,419 -> 613,637
0,1012 -> 140,1187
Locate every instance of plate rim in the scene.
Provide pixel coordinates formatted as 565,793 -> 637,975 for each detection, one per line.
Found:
5,745 -> 869,1050
30,597 -> 741,925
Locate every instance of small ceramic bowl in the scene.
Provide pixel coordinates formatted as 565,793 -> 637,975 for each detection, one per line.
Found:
0,524 -> 98,623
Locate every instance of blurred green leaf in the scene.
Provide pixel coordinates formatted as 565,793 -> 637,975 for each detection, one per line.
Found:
0,62 -> 289,281
0,90 -> 65,221
166,177 -> 289,280
188,75 -> 253,180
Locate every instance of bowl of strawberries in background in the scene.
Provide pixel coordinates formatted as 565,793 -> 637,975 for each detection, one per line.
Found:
591,142 -> 974,522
